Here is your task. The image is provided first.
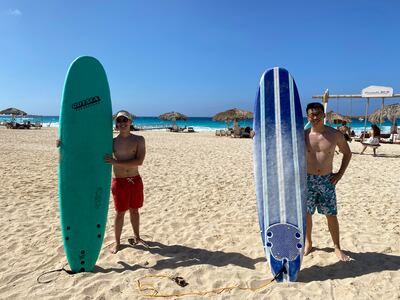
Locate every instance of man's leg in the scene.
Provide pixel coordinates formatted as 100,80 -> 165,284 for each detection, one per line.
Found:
326,215 -> 350,261
305,174 -> 316,256
129,208 -> 140,239
304,213 -> 313,256
360,144 -> 367,154
111,211 -> 125,254
128,208 -> 148,247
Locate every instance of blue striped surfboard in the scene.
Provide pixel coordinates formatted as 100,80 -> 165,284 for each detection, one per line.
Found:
253,67 -> 307,282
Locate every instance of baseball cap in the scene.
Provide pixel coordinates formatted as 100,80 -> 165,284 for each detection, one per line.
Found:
115,110 -> 132,121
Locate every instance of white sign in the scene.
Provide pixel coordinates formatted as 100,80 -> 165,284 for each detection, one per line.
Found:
361,85 -> 393,98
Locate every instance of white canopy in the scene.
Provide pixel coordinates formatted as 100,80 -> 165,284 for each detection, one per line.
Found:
361,85 -> 393,98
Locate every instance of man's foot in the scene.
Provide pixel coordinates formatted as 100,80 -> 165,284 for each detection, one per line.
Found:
335,247 -> 351,261
111,243 -> 122,254
128,237 -> 149,248
304,241 -> 313,256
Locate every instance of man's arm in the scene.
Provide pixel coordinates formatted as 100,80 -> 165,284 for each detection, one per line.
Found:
331,132 -> 352,185
120,136 -> 146,166
304,129 -> 310,163
104,136 -> 146,166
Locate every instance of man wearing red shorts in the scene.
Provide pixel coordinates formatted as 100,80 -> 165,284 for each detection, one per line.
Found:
104,110 -> 146,254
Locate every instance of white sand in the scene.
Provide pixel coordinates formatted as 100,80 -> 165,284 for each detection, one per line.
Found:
0,127 -> 399,299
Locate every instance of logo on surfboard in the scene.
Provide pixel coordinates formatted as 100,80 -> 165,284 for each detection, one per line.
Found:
72,96 -> 101,111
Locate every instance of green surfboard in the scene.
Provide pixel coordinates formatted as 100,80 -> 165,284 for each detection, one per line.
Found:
58,56 -> 112,273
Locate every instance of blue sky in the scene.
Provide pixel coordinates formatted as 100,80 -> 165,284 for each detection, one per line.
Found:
1,0 -> 399,117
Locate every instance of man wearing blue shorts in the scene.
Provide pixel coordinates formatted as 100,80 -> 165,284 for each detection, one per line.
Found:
304,103 -> 352,261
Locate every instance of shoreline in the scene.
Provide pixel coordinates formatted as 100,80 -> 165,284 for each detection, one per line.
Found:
1,123 -> 397,135
1,115 -> 397,134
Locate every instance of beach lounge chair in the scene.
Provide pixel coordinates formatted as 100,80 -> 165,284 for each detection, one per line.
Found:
219,129 -> 227,136
393,133 -> 400,144
361,140 -> 381,157
6,122 -> 24,129
167,124 -> 179,132
354,132 -> 368,142
231,127 -> 242,138
32,122 -> 43,129
241,126 -> 252,138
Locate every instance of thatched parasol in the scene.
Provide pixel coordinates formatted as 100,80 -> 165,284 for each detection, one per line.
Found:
159,112 -> 188,123
326,111 -> 352,124
212,108 -> 253,122
368,103 -> 400,124
0,107 -> 27,116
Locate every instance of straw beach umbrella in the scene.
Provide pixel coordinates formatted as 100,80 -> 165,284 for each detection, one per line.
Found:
326,110 -> 352,124
368,103 -> 400,124
212,108 -> 253,128
159,111 -> 188,125
212,108 -> 253,122
0,107 -> 28,124
0,107 -> 27,116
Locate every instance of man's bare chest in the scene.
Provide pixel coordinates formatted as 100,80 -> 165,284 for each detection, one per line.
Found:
114,140 -> 137,158
307,135 -> 336,153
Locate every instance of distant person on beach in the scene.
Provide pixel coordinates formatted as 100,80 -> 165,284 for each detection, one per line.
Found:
104,110 -> 147,253
390,120 -> 398,143
304,102 -> 352,261
360,124 -> 380,156
338,121 -> 352,142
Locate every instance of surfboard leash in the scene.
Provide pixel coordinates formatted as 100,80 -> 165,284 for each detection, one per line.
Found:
36,263 -> 75,284
37,235 -> 154,284
102,235 -> 153,251
136,266 -> 286,298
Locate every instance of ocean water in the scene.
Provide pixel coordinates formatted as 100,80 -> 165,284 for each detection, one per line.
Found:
0,115 -> 394,133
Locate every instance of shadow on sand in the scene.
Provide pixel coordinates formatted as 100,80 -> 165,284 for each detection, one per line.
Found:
354,151 -> 400,159
298,247 -> 400,282
93,241 -> 266,274
375,153 -> 400,158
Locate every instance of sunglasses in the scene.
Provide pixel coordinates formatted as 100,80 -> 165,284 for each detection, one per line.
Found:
116,116 -> 129,123
307,111 -> 323,118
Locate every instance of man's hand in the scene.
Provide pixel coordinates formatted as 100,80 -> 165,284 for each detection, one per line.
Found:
104,155 -> 117,165
330,172 -> 343,185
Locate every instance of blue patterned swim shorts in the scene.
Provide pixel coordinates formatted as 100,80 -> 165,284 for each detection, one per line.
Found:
307,174 -> 337,215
